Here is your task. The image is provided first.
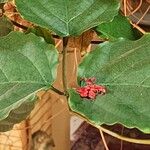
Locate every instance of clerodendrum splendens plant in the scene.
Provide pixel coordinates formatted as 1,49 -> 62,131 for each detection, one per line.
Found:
0,0 -> 150,143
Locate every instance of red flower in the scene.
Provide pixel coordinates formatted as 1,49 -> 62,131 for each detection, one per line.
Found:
76,77 -> 107,100
94,85 -> 106,95
88,90 -> 96,99
76,87 -> 88,98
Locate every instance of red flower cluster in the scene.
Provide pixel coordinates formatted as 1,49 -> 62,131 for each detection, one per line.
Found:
76,77 -> 106,99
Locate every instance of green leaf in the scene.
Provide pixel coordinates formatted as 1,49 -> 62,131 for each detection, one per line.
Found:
0,95 -> 37,131
0,0 -> 8,3
69,34 -> 150,133
26,26 -> 55,45
95,13 -> 141,40
15,0 -> 120,37
0,16 -> 13,36
0,32 -> 58,131
0,0 -> 12,3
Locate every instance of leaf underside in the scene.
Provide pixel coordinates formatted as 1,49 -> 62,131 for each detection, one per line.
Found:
0,32 -> 58,131
69,34 -> 150,133
15,0 -> 120,37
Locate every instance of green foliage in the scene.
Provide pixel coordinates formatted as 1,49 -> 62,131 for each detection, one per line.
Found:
26,26 -> 55,44
15,0 -> 120,37
0,0 -> 12,3
0,16 -> 13,36
0,0 -> 8,3
0,32 -> 58,131
69,34 -> 150,133
0,0 -> 149,134
95,13 -> 142,40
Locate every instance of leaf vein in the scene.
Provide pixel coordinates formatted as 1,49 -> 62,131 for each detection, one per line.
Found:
16,51 -> 48,83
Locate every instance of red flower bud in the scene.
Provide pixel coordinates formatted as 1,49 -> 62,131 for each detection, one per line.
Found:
76,87 -> 88,98
88,90 -> 96,99
76,77 -> 107,100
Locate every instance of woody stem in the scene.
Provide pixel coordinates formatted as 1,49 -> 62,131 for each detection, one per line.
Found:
62,37 -> 69,96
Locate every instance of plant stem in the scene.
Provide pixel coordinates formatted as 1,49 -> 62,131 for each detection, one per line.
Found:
51,86 -> 65,95
9,19 -> 28,30
62,37 -> 69,96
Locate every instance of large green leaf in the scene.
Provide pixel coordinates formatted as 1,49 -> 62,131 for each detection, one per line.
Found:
95,13 -> 141,40
0,32 -> 58,131
15,0 -> 119,37
69,34 -> 150,133
0,16 -> 13,36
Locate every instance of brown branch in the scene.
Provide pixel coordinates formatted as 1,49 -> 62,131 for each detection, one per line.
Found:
62,37 -> 69,96
9,19 -> 28,30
